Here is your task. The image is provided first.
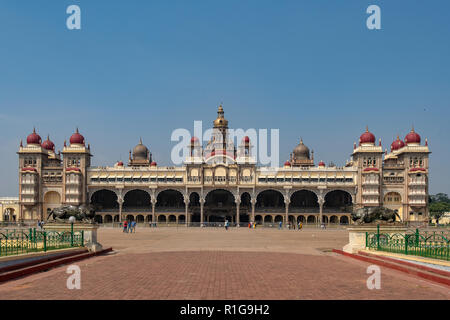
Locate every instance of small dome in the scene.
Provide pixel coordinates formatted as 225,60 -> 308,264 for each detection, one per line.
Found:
132,138 -> 149,160
242,136 -> 250,143
191,136 -> 199,143
27,128 -> 42,145
70,128 -> 85,145
318,161 -> 325,167
293,139 -> 310,160
117,161 -> 124,166
405,127 -> 421,145
41,135 -> 55,151
284,160 -> 291,167
390,136 -> 405,151
150,161 -> 157,166
359,127 -> 375,145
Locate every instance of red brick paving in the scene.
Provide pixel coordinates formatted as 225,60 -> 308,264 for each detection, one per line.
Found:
0,250 -> 448,300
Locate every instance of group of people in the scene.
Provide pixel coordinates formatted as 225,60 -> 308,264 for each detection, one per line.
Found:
122,220 -> 137,233
278,221 -> 303,230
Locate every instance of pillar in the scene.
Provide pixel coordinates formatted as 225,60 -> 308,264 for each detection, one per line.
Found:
319,199 -> 324,226
251,199 -> 256,223
118,199 -> 123,222
235,199 -> 241,226
284,198 -> 290,225
151,199 -> 156,225
200,198 -> 205,226
184,195 -> 190,227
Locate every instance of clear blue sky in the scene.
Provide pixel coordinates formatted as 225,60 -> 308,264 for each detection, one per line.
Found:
0,0 -> 449,196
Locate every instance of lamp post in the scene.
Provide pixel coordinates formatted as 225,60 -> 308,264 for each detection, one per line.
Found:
69,216 -> 76,247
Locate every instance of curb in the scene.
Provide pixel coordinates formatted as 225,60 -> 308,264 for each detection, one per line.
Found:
332,249 -> 450,287
0,247 -> 113,284
358,251 -> 450,278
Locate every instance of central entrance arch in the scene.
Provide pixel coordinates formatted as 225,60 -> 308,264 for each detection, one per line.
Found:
204,189 -> 235,223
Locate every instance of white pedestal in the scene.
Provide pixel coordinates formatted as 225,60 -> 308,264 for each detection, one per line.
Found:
343,225 -> 407,254
43,222 -> 103,252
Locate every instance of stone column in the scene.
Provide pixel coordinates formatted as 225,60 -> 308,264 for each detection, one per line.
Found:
251,199 -> 256,223
118,198 -> 123,222
184,195 -> 190,227
318,198 -> 324,226
284,197 -> 290,225
235,198 -> 241,226
200,197 -> 205,226
151,199 -> 156,226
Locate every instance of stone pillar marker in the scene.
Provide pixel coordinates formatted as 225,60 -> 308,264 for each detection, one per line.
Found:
284,198 -> 290,225
318,198 -> 324,226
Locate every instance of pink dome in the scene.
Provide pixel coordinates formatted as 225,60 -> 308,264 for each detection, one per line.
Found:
27,128 -> 41,145
41,135 -> 55,151
390,136 -> 405,151
405,127 -> 421,145
359,127 -> 375,145
70,128 -> 85,145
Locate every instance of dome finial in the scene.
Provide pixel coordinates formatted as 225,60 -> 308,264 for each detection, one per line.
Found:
411,124 -> 415,132
76,127 -> 79,134
366,125 -> 369,132
139,137 -> 143,144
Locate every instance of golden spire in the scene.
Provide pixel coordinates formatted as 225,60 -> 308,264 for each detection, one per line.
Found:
213,104 -> 228,128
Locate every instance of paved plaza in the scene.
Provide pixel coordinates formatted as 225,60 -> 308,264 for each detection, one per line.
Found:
0,227 -> 448,300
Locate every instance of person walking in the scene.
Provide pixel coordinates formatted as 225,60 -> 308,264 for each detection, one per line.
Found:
278,221 -> 282,230
123,220 -> 128,233
127,220 -> 132,233
298,221 -> 303,230
225,219 -> 229,231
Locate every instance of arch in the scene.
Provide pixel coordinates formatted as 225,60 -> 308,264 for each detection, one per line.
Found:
136,215 -> 145,223
124,189 -> 151,210
168,215 -> 177,223
288,215 -> 295,223
114,215 -> 120,222
204,189 -> 236,222
158,215 -> 166,223
94,215 -> 103,223
330,215 -> 339,224
255,215 -> 263,223
44,191 -> 61,204
274,215 -> 283,222
189,192 -> 200,206
240,192 -> 251,207
91,189 -> 118,210
264,215 -> 273,223
384,192 -> 402,204
178,215 -> 186,224
340,216 -> 349,224
322,215 -> 328,224
307,215 -> 316,224
297,215 -> 306,223
290,190 -> 319,212
89,188 -> 117,202
146,215 -> 152,222
104,215 -> 113,223
3,208 -> 16,222
126,214 -> 135,221
324,190 -> 353,212
156,189 -> 184,209
256,189 -> 285,211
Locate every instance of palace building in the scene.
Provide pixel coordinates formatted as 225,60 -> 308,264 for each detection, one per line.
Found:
10,106 -> 431,226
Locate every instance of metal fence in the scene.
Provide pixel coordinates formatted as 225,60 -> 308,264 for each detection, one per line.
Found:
366,226 -> 449,261
0,228 -> 84,257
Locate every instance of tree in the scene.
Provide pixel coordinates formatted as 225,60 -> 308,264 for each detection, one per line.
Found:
429,193 -> 450,203
429,202 -> 450,222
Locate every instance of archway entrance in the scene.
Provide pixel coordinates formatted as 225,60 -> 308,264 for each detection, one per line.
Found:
205,189 -> 235,222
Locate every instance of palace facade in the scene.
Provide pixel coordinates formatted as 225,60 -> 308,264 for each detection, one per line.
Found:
11,106 -> 431,225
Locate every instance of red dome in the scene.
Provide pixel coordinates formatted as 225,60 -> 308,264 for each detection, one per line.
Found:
318,161 -> 325,167
405,127 -> 421,145
191,136 -> 199,143
41,135 -> 55,151
117,161 -> 124,166
284,160 -> 291,166
390,136 -> 405,151
70,128 -> 85,145
150,161 -> 157,166
359,127 -> 375,145
242,136 -> 250,143
26,128 -> 42,145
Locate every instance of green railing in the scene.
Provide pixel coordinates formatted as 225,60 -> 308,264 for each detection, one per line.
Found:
0,228 -> 84,257
366,225 -> 449,261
